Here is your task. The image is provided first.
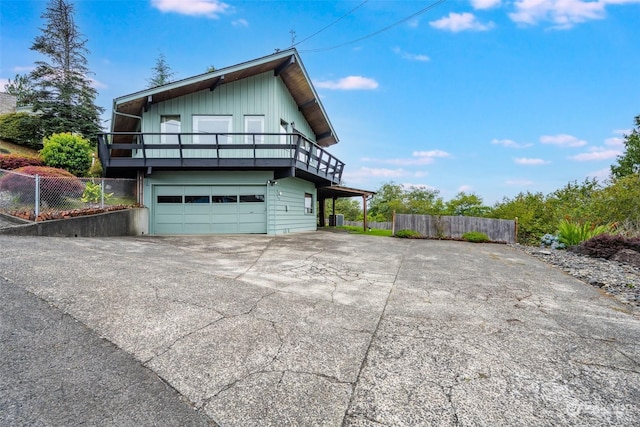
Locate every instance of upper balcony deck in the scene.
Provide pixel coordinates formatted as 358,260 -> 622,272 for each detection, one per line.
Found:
98,132 -> 344,185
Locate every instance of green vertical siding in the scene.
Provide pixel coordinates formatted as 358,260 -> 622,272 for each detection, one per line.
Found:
267,177 -> 317,234
141,71 -> 317,149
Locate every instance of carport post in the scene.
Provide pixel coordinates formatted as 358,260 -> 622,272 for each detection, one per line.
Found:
332,197 -> 336,221
318,196 -> 326,227
362,195 -> 368,232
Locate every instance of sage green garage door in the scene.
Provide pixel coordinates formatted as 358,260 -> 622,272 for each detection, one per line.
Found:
153,185 -> 267,234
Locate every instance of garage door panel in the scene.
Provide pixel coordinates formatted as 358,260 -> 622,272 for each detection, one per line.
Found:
183,223 -> 212,234
153,185 -> 266,235
155,223 -> 183,234
212,224 -> 239,233
184,205 -> 210,214
156,186 -> 183,195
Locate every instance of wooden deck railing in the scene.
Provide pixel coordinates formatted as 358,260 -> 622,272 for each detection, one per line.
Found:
98,132 -> 344,184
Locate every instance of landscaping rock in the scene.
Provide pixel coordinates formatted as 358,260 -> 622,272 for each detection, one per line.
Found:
515,244 -> 640,307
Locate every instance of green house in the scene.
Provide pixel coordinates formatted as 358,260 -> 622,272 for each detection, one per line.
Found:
99,48 -> 361,235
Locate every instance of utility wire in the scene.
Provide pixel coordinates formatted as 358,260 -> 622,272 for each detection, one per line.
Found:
300,0 -> 447,53
292,0 -> 369,48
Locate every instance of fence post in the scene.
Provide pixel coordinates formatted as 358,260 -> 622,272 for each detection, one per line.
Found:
392,210 -> 396,236
34,174 -> 40,220
101,178 -> 105,208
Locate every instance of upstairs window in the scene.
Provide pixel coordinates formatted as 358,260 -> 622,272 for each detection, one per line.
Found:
193,115 -> 232,144
160,115 -> 180,144
244,115 -> 264,144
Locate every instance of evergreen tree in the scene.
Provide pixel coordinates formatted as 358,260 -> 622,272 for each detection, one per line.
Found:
147,53 -> 175,87
4,74 -> 37,107
29,0 -> 103,142
611,115 -> 640,179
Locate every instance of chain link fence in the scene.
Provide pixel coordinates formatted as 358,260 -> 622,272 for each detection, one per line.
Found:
0,168 -> 138,221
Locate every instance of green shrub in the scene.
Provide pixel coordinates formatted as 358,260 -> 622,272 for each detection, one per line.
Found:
0,112 -> 44,149
557,219 -> 612,246
81,181 -> 113,204
87,154 -> 103,177
0,153 -> 43,170
489,191 -> 554,245
394,229 -> 422,238
462,231 -> 490,243
0,165 -> 83,206
40,132 -> 93,177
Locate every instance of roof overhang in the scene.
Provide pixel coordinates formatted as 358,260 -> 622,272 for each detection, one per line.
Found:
111,48 -> 338,147
317,185 -> 375,199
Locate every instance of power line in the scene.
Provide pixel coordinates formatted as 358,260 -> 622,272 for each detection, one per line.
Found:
292,0 -> 369,48
300,0 -> 448,53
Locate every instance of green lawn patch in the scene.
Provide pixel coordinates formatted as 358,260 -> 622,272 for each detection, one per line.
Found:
335,225 -> 393,237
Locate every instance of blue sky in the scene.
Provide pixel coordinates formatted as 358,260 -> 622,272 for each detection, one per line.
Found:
1,0 -> 639,204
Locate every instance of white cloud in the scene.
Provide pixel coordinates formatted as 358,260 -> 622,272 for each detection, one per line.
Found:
471,0 -> 502,9
13,66 -> 34,73
429,12 -> 495,32
587,167 -> 611,182
412,150 -> 452,158
569,147 -> 622,161
491,138 -> 533,148
514,157 -> 551,165
509,0 -> 613,29
505,179 -> 535,186
315,76 -> 378,90
458,184 -> 474,192
540,134 -> 587,147
344,167 -> 407,181
393,47 -> 430,62
151,0 -> 230,18
360,150 -> 450,167
0,79 -> 10,91
232,18 -> 248,27
605,137 -> 624,147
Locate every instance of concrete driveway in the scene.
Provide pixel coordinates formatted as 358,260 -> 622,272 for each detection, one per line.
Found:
1,232 -> 638,426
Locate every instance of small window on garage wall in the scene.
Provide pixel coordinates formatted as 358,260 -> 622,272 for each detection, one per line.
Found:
304,193 -> 313,214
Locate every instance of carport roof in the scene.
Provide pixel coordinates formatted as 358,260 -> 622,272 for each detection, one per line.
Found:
111,48 -> 339,147
317,185 -> 375,199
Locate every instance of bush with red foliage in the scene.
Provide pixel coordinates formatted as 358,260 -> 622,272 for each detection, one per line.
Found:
0,165 -> 84,206
571,233 -> 640,259
0,153 -> 43,170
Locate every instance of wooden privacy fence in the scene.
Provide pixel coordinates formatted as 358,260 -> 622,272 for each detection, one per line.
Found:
394,214 -> 516,243
344,220 -> 392,230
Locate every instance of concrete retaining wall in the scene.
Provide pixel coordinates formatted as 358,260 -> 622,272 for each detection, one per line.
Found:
0,208 -> 149,237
